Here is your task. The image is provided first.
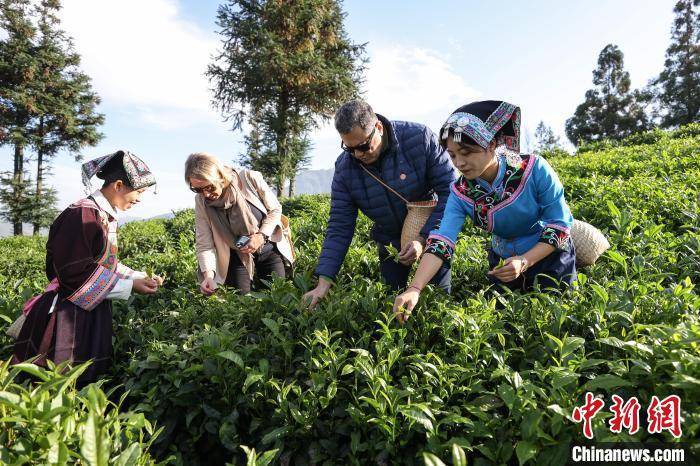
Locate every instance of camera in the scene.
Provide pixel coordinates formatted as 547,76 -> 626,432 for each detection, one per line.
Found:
235,235 -> 251,248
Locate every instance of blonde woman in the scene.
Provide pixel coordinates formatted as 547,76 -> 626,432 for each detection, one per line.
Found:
185,153 -> 294,294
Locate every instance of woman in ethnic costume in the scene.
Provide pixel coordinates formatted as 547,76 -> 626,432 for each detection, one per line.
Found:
393,101 -> 576,323
12,150 -> 161,385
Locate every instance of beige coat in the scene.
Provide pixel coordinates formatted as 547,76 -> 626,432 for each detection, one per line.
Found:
195,169 -> 294,285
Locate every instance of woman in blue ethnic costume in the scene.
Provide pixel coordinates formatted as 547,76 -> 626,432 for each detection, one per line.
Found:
393,101 -> 576,323
12,150 -> 161,385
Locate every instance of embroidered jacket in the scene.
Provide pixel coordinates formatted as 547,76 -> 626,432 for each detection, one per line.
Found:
46,191 -> 145,311
425,154 -> 573,262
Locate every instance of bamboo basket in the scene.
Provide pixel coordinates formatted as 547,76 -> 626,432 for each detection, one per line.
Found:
572,219 -> 610,266
400,200 -> 437,248
360,165 -> 436,249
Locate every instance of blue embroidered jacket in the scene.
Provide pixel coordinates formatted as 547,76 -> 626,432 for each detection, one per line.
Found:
425,154 -> 573,262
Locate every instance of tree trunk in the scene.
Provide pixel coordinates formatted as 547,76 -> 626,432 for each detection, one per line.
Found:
288,173 -> 295,197
275,90 -> 289,199
13,143 -> 24,236
33,118 -> 44,235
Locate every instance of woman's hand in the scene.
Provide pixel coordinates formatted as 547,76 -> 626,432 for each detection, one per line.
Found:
393,287 -> 421,325
239,233 -> 265,254
151,275 -> 165,286
488,256 -> 527,282
133,278 -> 159,295
200,271 -> 217,295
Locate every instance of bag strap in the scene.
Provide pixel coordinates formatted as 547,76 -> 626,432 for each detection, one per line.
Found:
358,163 -> 409,205
241,170 -> 267,208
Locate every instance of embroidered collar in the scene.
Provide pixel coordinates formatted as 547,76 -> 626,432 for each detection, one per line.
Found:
452,154 -> 534,231
90,190 -> 119,221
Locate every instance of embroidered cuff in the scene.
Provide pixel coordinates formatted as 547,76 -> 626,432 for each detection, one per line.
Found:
424,235 -> 455,263
67,265 -> 120,311
539,225 -> 571,250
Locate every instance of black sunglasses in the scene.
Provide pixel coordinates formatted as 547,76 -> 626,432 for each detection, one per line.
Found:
341,127 -> 376,154
189,183 -> 217,194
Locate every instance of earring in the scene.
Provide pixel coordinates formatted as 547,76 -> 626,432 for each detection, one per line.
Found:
495,145 -> 522,168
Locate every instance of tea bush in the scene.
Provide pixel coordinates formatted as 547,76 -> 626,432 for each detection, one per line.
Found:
1,126 -> 699,465
0,359 -> 164,465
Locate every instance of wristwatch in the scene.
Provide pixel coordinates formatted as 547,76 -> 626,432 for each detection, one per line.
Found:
259,232 -> 269,243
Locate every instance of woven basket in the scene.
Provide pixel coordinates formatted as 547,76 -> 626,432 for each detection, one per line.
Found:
572,219 -> 610,267
401,200 -> 437,249
5,313 -> 25,340
280,214 -> 295,261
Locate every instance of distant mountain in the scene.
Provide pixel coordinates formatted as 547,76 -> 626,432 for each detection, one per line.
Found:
118,212 -> 174,225
292,168 -> 334,195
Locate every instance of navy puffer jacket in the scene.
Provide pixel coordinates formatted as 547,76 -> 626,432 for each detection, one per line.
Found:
315,115 -> 457,279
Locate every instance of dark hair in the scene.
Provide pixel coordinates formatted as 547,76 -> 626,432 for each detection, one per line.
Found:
97,151 -> 133,188
334,99 -> 377,134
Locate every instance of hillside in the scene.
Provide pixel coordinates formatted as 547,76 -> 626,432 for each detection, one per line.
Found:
1,126 -> 699,465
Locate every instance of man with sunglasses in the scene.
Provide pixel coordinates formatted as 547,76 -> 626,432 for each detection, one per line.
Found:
303,99 -> 456,309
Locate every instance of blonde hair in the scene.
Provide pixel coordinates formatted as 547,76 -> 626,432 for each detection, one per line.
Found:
184,152 -> 233,187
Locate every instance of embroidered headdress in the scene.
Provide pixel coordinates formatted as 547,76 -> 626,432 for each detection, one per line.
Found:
439,100 -> 521,154
81,150 -> 156,193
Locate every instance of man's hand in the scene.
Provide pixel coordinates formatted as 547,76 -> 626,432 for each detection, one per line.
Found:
239,233 -> 265,254
398,240 -> 423,266
133,278 -> 159,295
302,277 -> 332,310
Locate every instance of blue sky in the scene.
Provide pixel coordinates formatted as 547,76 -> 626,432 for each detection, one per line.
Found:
0,0 -> 676,219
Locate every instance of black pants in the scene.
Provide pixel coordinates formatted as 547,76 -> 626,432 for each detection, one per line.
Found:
225,243 -> 286,294
377,241 -> 452,293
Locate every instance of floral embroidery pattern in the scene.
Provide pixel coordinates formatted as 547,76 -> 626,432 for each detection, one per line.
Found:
439,102 -> 521,153
452,155 -> 532,231
67,265 -> 119,311
425,235 -> 454,263
540,225 -> 571,250
439,112 -> 493,148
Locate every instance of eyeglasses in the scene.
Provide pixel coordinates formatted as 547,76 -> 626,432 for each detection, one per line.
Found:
341,127 -> 376,154
189,183 -> 217,194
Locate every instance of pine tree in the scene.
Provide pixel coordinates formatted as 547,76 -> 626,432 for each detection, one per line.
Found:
28,0 -> 104,234
653,0 -> 700,128
0,172 -> 34,231
534,121 -> 561,153
0,0 -> 38,235
565,44 -> 651,145
208,0 -> 366,195
0,0 -> 103,235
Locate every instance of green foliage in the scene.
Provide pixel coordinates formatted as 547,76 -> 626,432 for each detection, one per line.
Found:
0,0 -> 104,235
208,0 -> 366,194
534,121 -> 561,154
577,123 -> 700,154
652,0 -> 700,128
0,359 -> 164,465
0,129 -> 699,464
565,44 -> 652,145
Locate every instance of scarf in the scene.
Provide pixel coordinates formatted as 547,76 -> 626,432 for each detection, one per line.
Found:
204,169 -> 259,250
